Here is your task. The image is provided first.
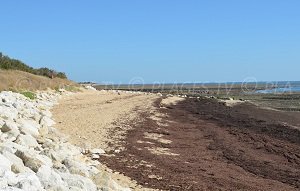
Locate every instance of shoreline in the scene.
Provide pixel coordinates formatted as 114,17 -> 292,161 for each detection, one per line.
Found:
51,89 -> 300,190
100,97 -> 300,190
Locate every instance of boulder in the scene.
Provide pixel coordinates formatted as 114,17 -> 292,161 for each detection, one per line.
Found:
39,116 -> 55,127
14,173 -> 43,191
2,151 -> 26,173
16,134 -> 39,148
36,165 -> 67,189
63,158 -> 91,177
0,154 -> 12,170
1,121 -> 19,133
1,170 -> 18,186
0,178 -> 8,189
38,125 -> 49,136
0,141 -> 28,154
59,173 -> 97,191
15,150 -> 52,173
17,119 -> 40,138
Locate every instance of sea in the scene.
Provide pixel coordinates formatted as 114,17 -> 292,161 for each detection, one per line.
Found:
256,81 -> 300,93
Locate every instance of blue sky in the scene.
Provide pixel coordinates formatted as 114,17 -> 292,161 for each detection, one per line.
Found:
1,0 -> 299,83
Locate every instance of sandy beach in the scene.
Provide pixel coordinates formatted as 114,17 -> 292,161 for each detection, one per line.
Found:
52,90 -> 300,190
52,90 -> 158,152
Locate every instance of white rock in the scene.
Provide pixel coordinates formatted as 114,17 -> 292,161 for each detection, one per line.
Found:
90,148 -> 105,155
91,154 -> 100,160
0,106 -> 18,120
15,150 -> 52,173
14,173 -> 43,191
1,151 -> 26,173
38,125 -> 49,136
1,170 -> 18,186
1,121 -> 18,133
0,178 -> 8,189
0,154 -> 12,170
39,116 -> 55,127
36,165 -> 66,189
18,120 -> 40,138
16,134 -> 39,148
0,187 -> 24,191
40,110 -> 52,118
0,141 -> 28,154
63,159 -> 92,177
59,173 -> 97,191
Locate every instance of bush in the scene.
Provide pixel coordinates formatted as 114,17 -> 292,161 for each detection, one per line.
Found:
20,91 -> 36,100
0,52 -> 68,79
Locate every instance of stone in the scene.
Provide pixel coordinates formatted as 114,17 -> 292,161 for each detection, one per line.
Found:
17,119 -> 40,138
90,148 -> 105,155
0,154 -> 12,170
1,170 -> 18,186
59,173 -> 97,191
38,125 -> 49,136
1,121 -> 19,133
16,134 -> 39,148
0,141 -> 28,154
91,154 -> 100,160
15,150 -> 52,173
63,158 -> 91,177
36,165 -> 66,189
2,151 -> 26,173
39,116 -> 55,127
0,178 -> 8,189
15,173 -> 43,191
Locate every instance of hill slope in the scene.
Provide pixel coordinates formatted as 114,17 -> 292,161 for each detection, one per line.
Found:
0,69 -> 77,91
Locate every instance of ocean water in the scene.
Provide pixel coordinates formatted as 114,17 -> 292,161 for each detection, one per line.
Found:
256,86 -> 300,93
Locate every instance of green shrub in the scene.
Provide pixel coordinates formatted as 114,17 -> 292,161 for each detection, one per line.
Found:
0,52 -> 68,79
20,91 -> 36,100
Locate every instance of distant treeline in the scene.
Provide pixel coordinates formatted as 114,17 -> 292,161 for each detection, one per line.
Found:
0,52 -> 67,79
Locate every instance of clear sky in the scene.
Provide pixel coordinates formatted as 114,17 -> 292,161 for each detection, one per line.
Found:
1,0 -> 299,83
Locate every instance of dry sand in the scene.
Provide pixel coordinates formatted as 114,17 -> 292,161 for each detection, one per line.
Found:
52,89 -> 160,190
52,90 -> 158,152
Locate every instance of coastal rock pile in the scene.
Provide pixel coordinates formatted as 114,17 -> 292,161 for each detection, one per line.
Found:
0,91 -> 129,191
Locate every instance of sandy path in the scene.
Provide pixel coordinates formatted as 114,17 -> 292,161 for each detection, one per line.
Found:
52,90 -> 158,152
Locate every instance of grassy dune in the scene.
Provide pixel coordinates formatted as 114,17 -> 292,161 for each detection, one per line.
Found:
0,69 -> 78,91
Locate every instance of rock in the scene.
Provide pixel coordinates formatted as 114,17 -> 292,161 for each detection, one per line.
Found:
16,134 -> 39,148
0,91 -> 130,191
17,119 -> 40,138
91,154 -> 100,160
15,173 -> 43,191
36,165 -> 66,189
90,148 -> 105,155
54,143 -> 81,161
59,173 -> 97,191
39,116 -> 55,127
63,158 -> 93,177
2,151 -> 26,173
1,121 -> 19,133
15,150 -> 52,173
0,141 -> 28,154
38,125 -> 49,136
0,178 -> 8,189
0,154 -> 12,170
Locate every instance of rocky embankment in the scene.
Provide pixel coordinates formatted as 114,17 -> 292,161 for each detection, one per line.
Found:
0,91 -> 130,191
